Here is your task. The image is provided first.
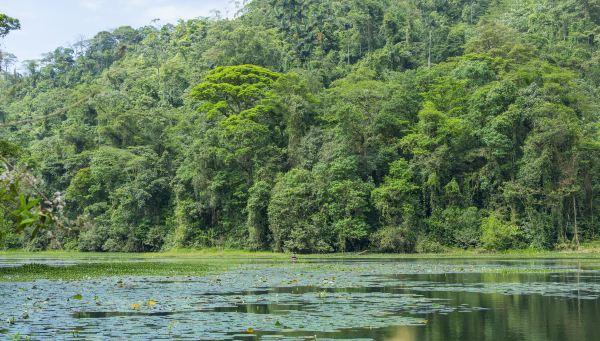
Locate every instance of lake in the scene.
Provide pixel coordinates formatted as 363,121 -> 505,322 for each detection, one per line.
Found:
1,257 -> 599,340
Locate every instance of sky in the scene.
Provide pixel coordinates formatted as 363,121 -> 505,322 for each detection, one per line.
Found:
1,0 -> 235,63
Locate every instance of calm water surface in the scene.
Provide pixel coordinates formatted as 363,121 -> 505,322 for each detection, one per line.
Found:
1,258 -> 599,340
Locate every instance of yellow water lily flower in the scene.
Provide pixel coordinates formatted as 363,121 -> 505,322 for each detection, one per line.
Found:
147,300 -> 157,306
131,303 -> 141,310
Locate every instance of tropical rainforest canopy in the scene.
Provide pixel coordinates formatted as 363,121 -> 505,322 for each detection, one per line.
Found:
1,0 -> 600,253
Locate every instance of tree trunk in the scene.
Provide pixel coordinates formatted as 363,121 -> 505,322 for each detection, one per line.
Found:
573,195 -> 580,246
428,28 -> 432,68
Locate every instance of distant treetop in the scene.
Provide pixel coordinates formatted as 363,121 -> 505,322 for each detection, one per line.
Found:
0,13 -> 20,38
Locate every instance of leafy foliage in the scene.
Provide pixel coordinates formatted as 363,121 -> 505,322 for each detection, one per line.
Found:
2,1 -> 600,252
0,14 -> 19,38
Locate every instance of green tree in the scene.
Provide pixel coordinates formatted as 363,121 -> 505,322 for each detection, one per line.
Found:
268,168 -> 330,253
0,14 -> 20,38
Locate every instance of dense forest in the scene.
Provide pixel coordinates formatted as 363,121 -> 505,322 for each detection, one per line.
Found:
1,0 -> 600,253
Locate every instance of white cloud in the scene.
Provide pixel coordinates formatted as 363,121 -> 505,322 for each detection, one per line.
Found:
138,1 -> 234,24
1,0 -> 234,63
143,5 -> 208,22
80,0 -> 105,10
124,0 -> 166,7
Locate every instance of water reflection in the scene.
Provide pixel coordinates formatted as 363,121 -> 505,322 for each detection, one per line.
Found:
0,259 -> 599,340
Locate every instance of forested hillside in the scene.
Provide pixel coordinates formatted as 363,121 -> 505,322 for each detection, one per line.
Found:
2,0 -> 600,253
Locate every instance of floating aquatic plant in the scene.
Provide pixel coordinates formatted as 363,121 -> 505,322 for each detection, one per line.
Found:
0,259 -> 598,340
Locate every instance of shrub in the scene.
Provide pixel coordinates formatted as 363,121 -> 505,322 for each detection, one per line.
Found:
77,224 -> 108,252
370,226 -> 416,253
268,169 -> 331,253
481,212 -> 521,251
415,236 -> 445,253
427,207 -> 483,248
